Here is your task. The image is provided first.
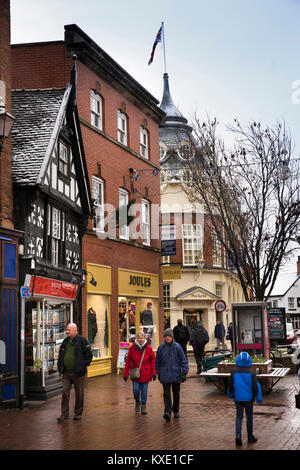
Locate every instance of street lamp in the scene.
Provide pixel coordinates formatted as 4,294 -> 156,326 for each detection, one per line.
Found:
0,96 -> 15,151
194,256 -> 205,279
84,270 -> 97,287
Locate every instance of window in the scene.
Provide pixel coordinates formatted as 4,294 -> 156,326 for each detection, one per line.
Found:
91,90 -> 103,130
163,284 -> 171,310
140,127 -> 149,159
58,141 -> 69,177
46,206 -> 65,266
272,300 -> 278,308
216,284 -> 223,298
92,176 -> 105,233
117,110 -> 127,146
182,224 -> 203,265
162,255 -> 170,264
141,199 -> 150,246
119,188 -> 129,240
288,297 -> 295,309
212,228 -> 222,267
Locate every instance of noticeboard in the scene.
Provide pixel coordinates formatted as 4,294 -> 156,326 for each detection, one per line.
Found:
117,343 -> 130,370
267,307 -> 286,342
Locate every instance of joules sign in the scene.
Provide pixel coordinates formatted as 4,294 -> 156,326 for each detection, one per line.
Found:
29,276 -> 78,300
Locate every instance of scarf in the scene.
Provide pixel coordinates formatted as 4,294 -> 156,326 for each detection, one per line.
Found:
135,339 -> 147,349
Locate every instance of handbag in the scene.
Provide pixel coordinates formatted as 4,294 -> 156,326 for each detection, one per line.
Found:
226,334 -> 230,340
129,348 -> 146,380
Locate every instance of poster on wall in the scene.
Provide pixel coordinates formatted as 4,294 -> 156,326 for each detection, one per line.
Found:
117,342 -> 130,371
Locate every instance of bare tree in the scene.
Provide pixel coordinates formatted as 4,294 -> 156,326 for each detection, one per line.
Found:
184,116 -> 300,301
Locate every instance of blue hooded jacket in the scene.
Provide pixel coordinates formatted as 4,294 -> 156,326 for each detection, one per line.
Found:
155,340 -> 189,384
227,352 -> 262,403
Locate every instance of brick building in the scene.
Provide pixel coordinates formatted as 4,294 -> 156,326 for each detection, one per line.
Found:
12,24 -> 164,379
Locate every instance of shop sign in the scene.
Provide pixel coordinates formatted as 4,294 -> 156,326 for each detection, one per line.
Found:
29,276 -> 78,300
162,265 -> 181,280
117,342 -> 130,370
118,269 -> 159,298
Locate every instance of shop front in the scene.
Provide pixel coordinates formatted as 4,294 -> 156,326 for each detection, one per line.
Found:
24,275 -> 78,400
86,263 -> 111,377
118,269 -> 159,351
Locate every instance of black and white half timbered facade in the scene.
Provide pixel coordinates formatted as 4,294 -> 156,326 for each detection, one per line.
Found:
11,60 -> 92,399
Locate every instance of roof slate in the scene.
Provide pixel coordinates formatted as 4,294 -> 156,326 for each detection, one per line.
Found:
11,88 -> 65,185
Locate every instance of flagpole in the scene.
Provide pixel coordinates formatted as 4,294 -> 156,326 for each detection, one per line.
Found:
162,21 -> 167,74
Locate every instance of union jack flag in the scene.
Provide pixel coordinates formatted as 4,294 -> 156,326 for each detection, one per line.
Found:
148,25 -> 162,65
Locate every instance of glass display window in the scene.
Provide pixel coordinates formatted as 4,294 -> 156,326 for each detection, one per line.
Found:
139,298 -> 157,350
25,300 -> 72,379
87,295 -> 110,359
118,297 -> 136,344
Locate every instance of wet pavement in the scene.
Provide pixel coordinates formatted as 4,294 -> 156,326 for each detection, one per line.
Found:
0,359 -> 300,451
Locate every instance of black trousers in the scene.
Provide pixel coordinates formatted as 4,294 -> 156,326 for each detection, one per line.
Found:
193,345 -> 205,372
177,341 -> 187,357
163,383 -> 181,414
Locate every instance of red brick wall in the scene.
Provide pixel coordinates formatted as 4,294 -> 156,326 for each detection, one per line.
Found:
12,39 -> 163,368
0,0 -> 13,229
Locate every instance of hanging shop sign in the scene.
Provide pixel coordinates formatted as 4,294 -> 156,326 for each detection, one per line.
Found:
162,265 -> 181,280
29,276 -> 78,300
118,269 -> 159,298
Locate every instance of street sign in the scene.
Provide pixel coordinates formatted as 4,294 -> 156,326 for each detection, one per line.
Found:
215,300 -> 226,313
20,286 -> 30,298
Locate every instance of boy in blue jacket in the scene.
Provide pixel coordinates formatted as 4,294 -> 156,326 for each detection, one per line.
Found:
227,352 -> 262,446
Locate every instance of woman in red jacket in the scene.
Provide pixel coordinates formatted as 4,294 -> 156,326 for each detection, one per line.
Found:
124,331 -> 156,414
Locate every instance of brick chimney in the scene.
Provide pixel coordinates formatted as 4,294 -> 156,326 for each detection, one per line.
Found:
0,0 -> 14,229
297,256 -> 300,276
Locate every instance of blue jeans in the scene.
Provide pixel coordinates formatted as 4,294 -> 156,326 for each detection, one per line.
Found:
132,382 -> 149,404
235,401 -> 253,437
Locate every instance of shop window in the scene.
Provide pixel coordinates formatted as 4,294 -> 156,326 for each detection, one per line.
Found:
118,297 -> 158,350
139,298 -> 157,350
117,110 -> 127,146
140,127 -> 149,159
25,300 -> 71,377
91,90 -> 103,130
86,295 -> 109,358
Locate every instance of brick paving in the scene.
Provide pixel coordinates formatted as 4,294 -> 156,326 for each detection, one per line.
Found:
0,359 -> 300,451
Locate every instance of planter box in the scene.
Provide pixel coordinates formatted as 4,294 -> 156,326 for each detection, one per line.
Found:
218,360 -> 272,375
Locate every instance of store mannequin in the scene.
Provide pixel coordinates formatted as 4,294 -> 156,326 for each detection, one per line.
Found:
87,307 -> 98,344
140,302 -> 153,325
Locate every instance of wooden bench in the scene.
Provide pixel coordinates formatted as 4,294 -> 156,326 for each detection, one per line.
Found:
199,367 -> 290,393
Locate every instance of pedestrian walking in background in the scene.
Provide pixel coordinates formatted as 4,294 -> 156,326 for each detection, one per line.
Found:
57,323 -> 93,422
190,321 -> 209,373
227,322 -> 233,351
227,352 -> 262,446
214,319 -> 226,351
155,328 -> 189,421
173,319 -> 190,357
123,331 -> 156,414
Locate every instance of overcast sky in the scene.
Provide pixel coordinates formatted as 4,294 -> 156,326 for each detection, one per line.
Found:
10,0 -> 300,271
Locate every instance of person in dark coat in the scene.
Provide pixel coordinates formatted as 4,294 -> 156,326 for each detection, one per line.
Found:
173,319 -> 190,357
227,322 -> 233,351
227,352 -> 262,446
123,331 -> 156,414
214,320 -> 226,351
190,321 -> 209,373
57,323 -> 93,422
155,328 -> 189,421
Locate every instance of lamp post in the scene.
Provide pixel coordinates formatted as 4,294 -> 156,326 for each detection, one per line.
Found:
0,95 -> 15,151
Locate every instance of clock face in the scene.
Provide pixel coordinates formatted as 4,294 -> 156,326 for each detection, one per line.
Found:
215,300 -> 226,312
